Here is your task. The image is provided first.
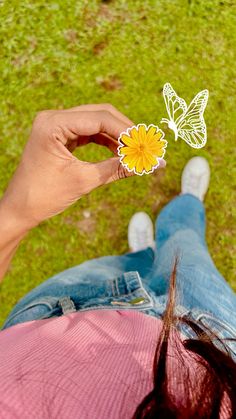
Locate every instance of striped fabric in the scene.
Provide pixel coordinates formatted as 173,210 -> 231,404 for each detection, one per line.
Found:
0,309 -> 230,418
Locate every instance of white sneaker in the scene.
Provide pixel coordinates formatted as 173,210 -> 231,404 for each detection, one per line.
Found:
181,156 -> 210,202
128,212 -> 155,252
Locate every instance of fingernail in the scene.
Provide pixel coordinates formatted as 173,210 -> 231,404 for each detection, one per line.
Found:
158,159 -> 166,168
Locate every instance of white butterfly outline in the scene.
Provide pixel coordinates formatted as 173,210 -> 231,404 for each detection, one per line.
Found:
161,83 -> 209,149
117,123 -> 168,176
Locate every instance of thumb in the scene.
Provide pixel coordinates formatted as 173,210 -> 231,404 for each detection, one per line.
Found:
92,156 -> 135,187
89,156 -> 166,188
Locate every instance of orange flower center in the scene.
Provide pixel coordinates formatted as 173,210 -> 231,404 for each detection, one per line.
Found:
138,144 -> 145,152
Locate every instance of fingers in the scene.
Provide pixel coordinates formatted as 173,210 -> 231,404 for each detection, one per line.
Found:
35,104 -> 134,156
157,158 -> 166,168
82,157 -> 135,191
89,133 -> 119,155
66,133 -> 119,155
57,110 -> 132,142
82,156 -> 167,191
61,103 -> 134,126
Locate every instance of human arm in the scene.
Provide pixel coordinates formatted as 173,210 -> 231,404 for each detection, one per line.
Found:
0,199 -> 31,281
0,103 -> 165,282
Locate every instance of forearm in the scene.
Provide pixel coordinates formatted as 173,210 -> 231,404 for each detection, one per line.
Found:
0,199 -> 30,282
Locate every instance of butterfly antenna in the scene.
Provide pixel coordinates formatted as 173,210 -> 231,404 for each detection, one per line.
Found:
160,118 -> 169,124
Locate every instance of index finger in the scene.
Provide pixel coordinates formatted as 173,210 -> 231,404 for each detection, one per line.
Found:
59,103 -> 134,127
57,110 -> 132,140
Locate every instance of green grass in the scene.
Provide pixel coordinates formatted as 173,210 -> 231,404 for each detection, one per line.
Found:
0,0 -> 235,327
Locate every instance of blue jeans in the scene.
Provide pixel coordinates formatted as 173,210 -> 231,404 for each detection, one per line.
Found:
2,194 -> 236,357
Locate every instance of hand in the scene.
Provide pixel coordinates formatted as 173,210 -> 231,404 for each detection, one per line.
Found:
0,103 -> 165,230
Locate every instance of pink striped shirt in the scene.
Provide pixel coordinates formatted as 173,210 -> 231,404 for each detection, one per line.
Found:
0,309 -> 230,418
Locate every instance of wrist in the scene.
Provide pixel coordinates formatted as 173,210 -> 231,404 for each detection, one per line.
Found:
0,197 -> 32,246
0,197 -> 33,282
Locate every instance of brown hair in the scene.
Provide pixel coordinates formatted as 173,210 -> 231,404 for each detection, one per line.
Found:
132,257 -> 236,418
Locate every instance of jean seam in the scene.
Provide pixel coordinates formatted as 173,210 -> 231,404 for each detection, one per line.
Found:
2,298 -> 59,329
115,278 -> 120,296
111,280 -> 115,297
124,273 -> 131,293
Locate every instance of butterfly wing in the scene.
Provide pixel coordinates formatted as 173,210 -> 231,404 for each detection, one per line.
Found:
176,90 -> 209,149
163,83 -> 187,124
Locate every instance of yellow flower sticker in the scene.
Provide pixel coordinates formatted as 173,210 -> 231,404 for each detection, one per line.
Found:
117,124 -> 167,176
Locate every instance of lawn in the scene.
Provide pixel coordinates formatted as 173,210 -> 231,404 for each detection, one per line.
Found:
0,0 -> 235,327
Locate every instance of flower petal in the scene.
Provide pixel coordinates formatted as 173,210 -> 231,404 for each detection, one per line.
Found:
154,148 -> 166,158
148,138 -> 167,149
148,144 -> 166,156
119,146 -> 139,156
142,154 -> 153,171
152,131 -> 164,142
130,127 -> 139,143
138,125 -> 147,145
144,149 -> 158,166
146,126 -> 157,143
120,134 -> 137,147
123,154 -> 138,170
136,155 -> 144,173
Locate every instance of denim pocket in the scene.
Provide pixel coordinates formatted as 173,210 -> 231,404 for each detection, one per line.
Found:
1,296 -> 60,331
70,271 -> 156,313
182,308 -> 236,361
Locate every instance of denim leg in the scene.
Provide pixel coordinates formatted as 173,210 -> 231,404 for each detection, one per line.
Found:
60,246 -> 155,285
25,245 -> 155,295
155,193 -> 206,247
1,246 -> 155,328
146,194 -> 236,323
